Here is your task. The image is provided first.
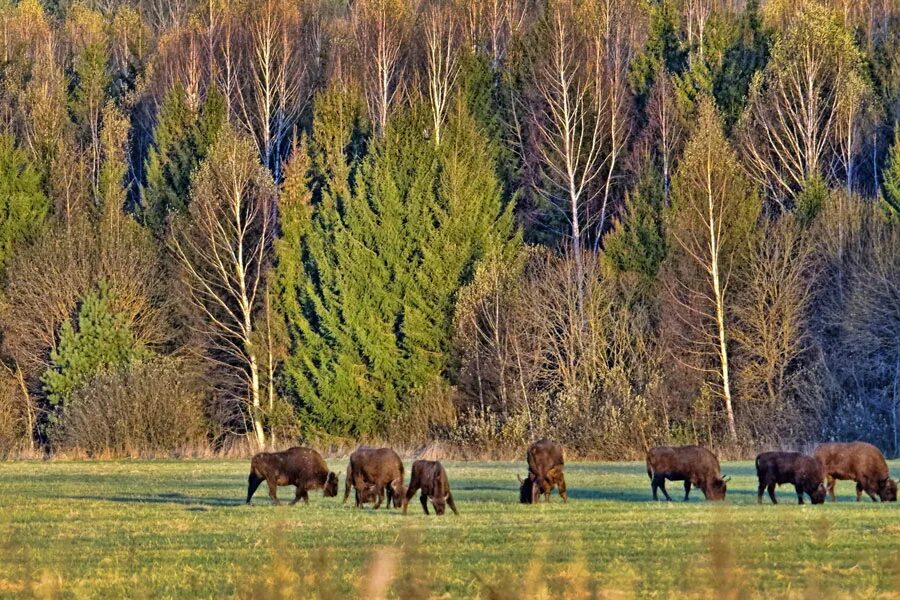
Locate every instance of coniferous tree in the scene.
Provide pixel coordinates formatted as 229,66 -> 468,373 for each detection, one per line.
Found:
604,161 -> 667,281
278,94 -> 517,436
143,86 -> 226,235
883,124 -> 900,217
0,134 -> 49,275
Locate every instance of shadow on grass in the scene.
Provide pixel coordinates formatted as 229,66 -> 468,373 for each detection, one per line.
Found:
60,493 -> 244,508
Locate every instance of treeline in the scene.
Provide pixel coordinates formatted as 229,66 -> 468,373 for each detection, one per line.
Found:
0,0 -> 899,458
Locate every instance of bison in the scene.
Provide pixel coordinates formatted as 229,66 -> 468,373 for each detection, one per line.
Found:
246,446 -> 339,505
814,442 -> 898,502
755,451 -> 826,505
343,446 -> 406,509
518,439 -> 568,504
646,445 -> 728,501
402,460 -> 458,515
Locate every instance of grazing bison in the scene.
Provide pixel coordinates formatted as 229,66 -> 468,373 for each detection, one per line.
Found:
246,447 -> 339,505
343,447 -> 406,509
402,460 -> 458,516
814,442 -> 898,502
518,439 -> 568,504
646,445 -> 728,501
755,451 -> 826,505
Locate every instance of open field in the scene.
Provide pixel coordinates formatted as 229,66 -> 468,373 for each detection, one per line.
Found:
1,459 -> 898,599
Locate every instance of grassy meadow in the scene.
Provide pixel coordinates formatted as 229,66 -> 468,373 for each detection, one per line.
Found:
0,458 -> 898,599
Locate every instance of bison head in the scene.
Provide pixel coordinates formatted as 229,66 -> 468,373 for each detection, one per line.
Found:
323,471 -> 339,497
390,478 -> 406,508
706,476 -> 728,501
430,494 -> 449,515
517,474 -> 535,504
810,482 -> 827,504
878,478 -> 898,502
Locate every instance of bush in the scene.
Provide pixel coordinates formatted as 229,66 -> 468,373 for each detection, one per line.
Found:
55,357 -> 206,455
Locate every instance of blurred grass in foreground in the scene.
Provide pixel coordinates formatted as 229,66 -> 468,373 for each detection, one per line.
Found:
0,459 -> 898,598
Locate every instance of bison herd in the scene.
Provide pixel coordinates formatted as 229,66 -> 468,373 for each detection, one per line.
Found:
245,439 -> 897,511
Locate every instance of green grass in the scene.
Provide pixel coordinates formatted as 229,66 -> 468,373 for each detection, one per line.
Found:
1,459 -> 898,598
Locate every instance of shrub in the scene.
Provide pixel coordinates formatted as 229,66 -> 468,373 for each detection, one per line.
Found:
56,357 -> 206,455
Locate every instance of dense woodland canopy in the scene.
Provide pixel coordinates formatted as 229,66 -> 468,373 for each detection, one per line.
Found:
0,0 -> 899,458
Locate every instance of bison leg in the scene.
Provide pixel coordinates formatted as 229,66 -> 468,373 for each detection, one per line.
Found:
756,482 -> 765,504
859,482 -> 878,502
826,476 -> 836,502
247,473 -> 264,504
290,487 -> 309,506
558,474 -> 568,503
653,475 -> 672,501
402,480 -> 420,515
266,481 -> 281,506
767,483 -> 777,504
683,481 -> 692,502
420,493 -> 429,515
343,466 -> 353,505
447,492 -> 459,515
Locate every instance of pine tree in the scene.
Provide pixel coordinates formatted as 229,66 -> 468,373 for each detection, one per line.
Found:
883,124 -> 900,217
143,85 -> 226,235
42,285 -> 150,407
0,134 -> 49,276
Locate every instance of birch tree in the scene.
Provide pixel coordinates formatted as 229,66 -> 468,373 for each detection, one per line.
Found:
351,0 -> 410,136
741,1 -> 868,205
528,1 -> 605,313
172,126 -> 275,450
665,99 -> 759,441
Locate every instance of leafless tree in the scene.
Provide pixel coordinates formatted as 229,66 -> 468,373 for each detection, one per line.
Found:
740,1 -> 869,206
665,100 -> 759,442
171,126 -> 276,450
423,5 -> 459,146
351,0 -> 410,136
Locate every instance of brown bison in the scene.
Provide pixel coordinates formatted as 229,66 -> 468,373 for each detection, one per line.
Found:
246,447 -> 339,505
402,460 -> 458,515
646,445 -> 728,501
814,442 -> 898,502
755,451 -> 826,505
518,439 -> 568,504
343,446 -> 406,509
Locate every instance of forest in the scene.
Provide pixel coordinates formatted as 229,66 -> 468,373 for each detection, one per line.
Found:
0,0 -> 898,459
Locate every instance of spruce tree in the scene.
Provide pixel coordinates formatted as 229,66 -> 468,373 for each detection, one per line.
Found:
604,161 -> 667,281
883,124 -> 900,217
0,134 -> 49,275
143,85 -> 225,235
277,94 -> 518,436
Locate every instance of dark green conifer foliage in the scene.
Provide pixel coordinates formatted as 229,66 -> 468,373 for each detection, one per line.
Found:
629,0 -> 687,110
883,124 -> 900,217
143,85 -> 226,234
42,285 -> 150,407
0,134 -> 49,275
604,160 -> 667,280
277,93 -> 517,436
713,0 -> 770,127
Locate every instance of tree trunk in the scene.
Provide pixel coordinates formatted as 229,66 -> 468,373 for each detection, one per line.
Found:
249,351 -> 266,450
706,157 -> 737,442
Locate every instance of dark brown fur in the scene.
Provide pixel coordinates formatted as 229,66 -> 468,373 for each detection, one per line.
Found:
814,442 -> 898,502
755,451 -> 826,505
246,447 -> 339,505
343,447 -> 406,509
402,460 -> 458,515
646,445 -> 728,501
519,439 -> 568,504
